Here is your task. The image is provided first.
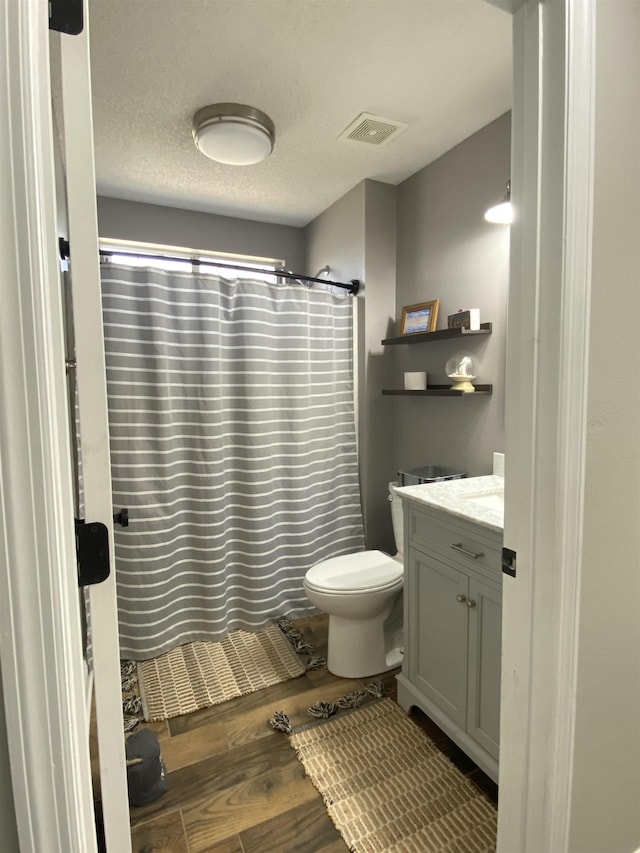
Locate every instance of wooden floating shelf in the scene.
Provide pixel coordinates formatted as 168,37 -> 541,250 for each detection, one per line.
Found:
382,322 -> 492,346
382,384 -> 493,397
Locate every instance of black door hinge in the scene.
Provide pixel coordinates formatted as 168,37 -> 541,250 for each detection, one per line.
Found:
113,508 -> 129,527
502,546 -> 517,578
49,0 -> 83,35
75,519 -> 110,586
59,238 -> 70,260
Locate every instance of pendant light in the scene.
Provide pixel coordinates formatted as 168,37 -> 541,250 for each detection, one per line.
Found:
192,103 -> 275,166
484,180 -> 513,224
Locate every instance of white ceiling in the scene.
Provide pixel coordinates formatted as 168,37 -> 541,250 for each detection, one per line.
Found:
87,0 -> 512,228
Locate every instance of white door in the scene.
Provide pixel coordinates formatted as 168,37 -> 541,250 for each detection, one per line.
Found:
57,6 -> 133,852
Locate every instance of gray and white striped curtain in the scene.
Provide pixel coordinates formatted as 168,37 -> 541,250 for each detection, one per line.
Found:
101,262 -> 364,660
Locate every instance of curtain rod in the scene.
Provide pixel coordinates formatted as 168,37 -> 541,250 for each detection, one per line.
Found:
58,240 -> 359,295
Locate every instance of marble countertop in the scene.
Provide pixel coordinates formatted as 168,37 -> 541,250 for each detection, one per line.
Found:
397,474 -> 504,533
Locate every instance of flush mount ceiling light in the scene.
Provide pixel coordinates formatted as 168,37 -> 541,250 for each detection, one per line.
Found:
484,179 -> 514,224
192,103 -> 275,166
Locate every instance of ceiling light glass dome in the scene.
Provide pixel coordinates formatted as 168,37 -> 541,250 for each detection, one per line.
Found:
192,103 -> 275,166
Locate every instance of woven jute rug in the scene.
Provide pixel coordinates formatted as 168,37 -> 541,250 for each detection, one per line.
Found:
288,698 -> 497,853
137,624 -> 307,722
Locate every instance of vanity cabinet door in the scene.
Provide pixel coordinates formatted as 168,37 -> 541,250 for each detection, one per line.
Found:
410,547 -> 468,729
466,576 -> 502,760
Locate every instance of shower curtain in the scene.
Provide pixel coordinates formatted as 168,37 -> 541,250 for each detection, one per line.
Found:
101,262 -> 365,659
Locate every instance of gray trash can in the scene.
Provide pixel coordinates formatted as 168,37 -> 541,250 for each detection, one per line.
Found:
397,465 -> 466,486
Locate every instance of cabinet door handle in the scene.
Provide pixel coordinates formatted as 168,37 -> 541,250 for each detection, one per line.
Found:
466,599 -> 477,608
456,594 -> 467,604
450,542 -> 484,560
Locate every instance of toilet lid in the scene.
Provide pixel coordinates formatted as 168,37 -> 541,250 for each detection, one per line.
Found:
305,550 -> 403,593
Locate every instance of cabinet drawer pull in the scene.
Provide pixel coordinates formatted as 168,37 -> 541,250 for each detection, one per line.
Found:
466,599 -> 477,608
450,542 -> 484,560
456,594 -> 467,604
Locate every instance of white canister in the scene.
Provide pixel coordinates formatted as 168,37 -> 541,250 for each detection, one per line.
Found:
404,371 -> 427,390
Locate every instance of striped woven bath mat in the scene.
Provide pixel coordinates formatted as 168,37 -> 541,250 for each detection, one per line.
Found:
136,624 -> 309,722
287,698 -> 497,852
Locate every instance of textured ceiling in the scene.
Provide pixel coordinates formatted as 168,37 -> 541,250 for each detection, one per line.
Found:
87,0 -> 512,227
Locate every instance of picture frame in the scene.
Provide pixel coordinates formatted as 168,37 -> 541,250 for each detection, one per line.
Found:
400,300 -> 440,335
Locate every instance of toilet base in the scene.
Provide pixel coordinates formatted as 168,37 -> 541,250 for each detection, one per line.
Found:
385,645 -> 404,670
326,612 -> 401,679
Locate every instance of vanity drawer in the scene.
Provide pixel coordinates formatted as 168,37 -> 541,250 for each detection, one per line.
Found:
408,505 -> 502,577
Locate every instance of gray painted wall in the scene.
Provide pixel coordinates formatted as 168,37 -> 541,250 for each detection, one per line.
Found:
393,112 -> 511,478
306,180 -> 397,551
97,197 -> 306,271
305,115 -> 511,548
362,181 -> 398,550
305,181 -> 365,285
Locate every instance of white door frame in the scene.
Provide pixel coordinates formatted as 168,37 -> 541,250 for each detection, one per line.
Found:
0,1 -> 97,850
499,1 -> 595,851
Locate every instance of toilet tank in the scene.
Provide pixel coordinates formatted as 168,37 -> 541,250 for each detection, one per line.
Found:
397,465 -> 466,486
388,482 -> 404,558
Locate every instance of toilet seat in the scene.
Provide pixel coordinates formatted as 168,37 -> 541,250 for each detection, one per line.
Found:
305,550 -> 403,595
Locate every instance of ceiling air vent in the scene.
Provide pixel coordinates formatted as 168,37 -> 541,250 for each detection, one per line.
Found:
338,112 -> 408,147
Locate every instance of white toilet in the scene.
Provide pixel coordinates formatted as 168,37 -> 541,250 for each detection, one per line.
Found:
303,482 -> 404,678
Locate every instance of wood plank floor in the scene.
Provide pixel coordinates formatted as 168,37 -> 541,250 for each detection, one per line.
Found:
96,614 -> 498,853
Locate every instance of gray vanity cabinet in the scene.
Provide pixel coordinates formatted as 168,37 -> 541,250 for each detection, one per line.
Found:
466,575 -> 502,760
397,499 -> 503,782
410,549 -> 469,727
